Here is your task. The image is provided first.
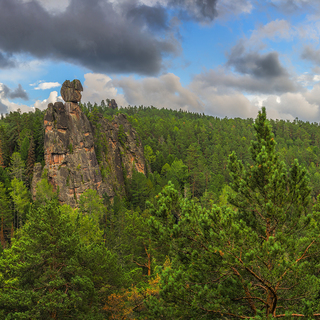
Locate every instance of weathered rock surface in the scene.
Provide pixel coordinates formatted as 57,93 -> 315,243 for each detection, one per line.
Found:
38,101 -> 106,206
60,79 -> 83,103
108,99 -> 118,109
32,100 -> 146,207
92,113 -> 146,194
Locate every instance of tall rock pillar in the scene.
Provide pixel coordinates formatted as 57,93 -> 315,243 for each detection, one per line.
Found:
42,80 -> 107,206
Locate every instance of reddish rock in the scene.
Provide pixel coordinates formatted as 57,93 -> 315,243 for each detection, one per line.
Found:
31,79 -> 146,206
32,103 -> 146,207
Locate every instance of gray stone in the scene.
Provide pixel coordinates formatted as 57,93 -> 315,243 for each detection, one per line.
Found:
60,79 -> 83,103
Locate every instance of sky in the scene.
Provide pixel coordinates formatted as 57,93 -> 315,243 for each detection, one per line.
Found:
2,0 -> 320,121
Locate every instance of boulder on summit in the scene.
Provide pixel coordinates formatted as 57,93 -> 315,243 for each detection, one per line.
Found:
60,79 -> 83,103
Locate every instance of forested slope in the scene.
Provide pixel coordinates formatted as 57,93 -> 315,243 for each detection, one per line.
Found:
0,104 -> 320,318
82,102 -> 320,204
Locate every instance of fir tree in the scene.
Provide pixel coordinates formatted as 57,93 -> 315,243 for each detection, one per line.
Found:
0,138 -> 5,168
8,152 -> 25,182
26,136 -> 35,184
0,183 -> 11,248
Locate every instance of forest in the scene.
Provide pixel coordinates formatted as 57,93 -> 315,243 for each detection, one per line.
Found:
0,103 -> 320,318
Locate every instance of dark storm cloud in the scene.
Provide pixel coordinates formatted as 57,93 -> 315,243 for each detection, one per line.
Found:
0,84 -> 29,100
301,45 -> 320,66
127,4 -> 169,31
168,0 -> 218,22
226,42 -> 288,79
0,0 -> 179,75
191,41 -> 299,95
193,68 -> 298,95
0,84 -> 10,98
9,84 -> 29,100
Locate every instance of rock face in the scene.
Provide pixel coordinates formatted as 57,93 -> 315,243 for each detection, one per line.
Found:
60,79 -> 83,103
108,99 -> 118,109
32,95 -> 146,207
91,113 -> 146,195
40,101 -> 106,206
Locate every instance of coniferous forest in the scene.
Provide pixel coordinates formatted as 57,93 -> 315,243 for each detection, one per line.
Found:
1,104 -> 320,318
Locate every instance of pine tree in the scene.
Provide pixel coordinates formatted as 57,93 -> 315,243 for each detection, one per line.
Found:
8,152 -> 26,182
227,107 -> 318,317
0,183 -> 11,248
0,138 -> 5,168
147,108 -> 320,319
9,178 -> 30,228
26,136 -> 35,185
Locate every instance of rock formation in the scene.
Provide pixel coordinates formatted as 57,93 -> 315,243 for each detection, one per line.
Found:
60,79 -> 83,103
108,99 -> 118,109
32,80 -> 146,207
91,113 -> 146,195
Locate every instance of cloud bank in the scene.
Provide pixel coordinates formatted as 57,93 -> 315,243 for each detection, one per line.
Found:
0,0 -> 179,75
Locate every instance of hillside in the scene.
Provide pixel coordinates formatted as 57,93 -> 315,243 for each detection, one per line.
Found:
1,104 -> 320,318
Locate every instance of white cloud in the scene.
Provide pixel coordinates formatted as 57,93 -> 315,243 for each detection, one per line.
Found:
249,19 -> 293,45
79,72 -> 320,121
113,73 -> 203,111
82,72 -> 203,112
261,92 -> 319,121
34,82 -> 61,90
34,91 -> 61,110
5,100 -> 34,113
82,73 -> 127,107
216,0 -> 252,19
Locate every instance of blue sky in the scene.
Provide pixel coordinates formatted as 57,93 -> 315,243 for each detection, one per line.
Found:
1,0 -> 320,121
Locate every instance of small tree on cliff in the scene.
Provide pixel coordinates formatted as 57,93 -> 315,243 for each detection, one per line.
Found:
147,107 -> 320,319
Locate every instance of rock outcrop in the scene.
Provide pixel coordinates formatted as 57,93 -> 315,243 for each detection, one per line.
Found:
32,80 -> 146,207
40,101 -> 107,206
108,99 -> 118,109
91,113 -> 146,195
60,79 -> 83,103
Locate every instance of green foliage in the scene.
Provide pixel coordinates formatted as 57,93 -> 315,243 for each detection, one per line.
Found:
35,178 -> 57,206
65,204 -> 103,245
2,100 -> 320,317
79,189 -> 104,222
0,200 -> 123,319
118,124 -> 126,147
19,135 -> 29,162
0,182 -> 12,248
68,142 -> 73,154
26,136 -> 35,185
166,158 -> 189,191
9,178 -> 30,228
144,145 -> 155,164
8,152 -> 25,181
147,108 -> 320,319
0,167 -> 10,189
127,170 -> 152,209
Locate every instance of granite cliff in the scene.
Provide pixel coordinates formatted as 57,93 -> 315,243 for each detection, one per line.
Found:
32,80 -> 146,206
